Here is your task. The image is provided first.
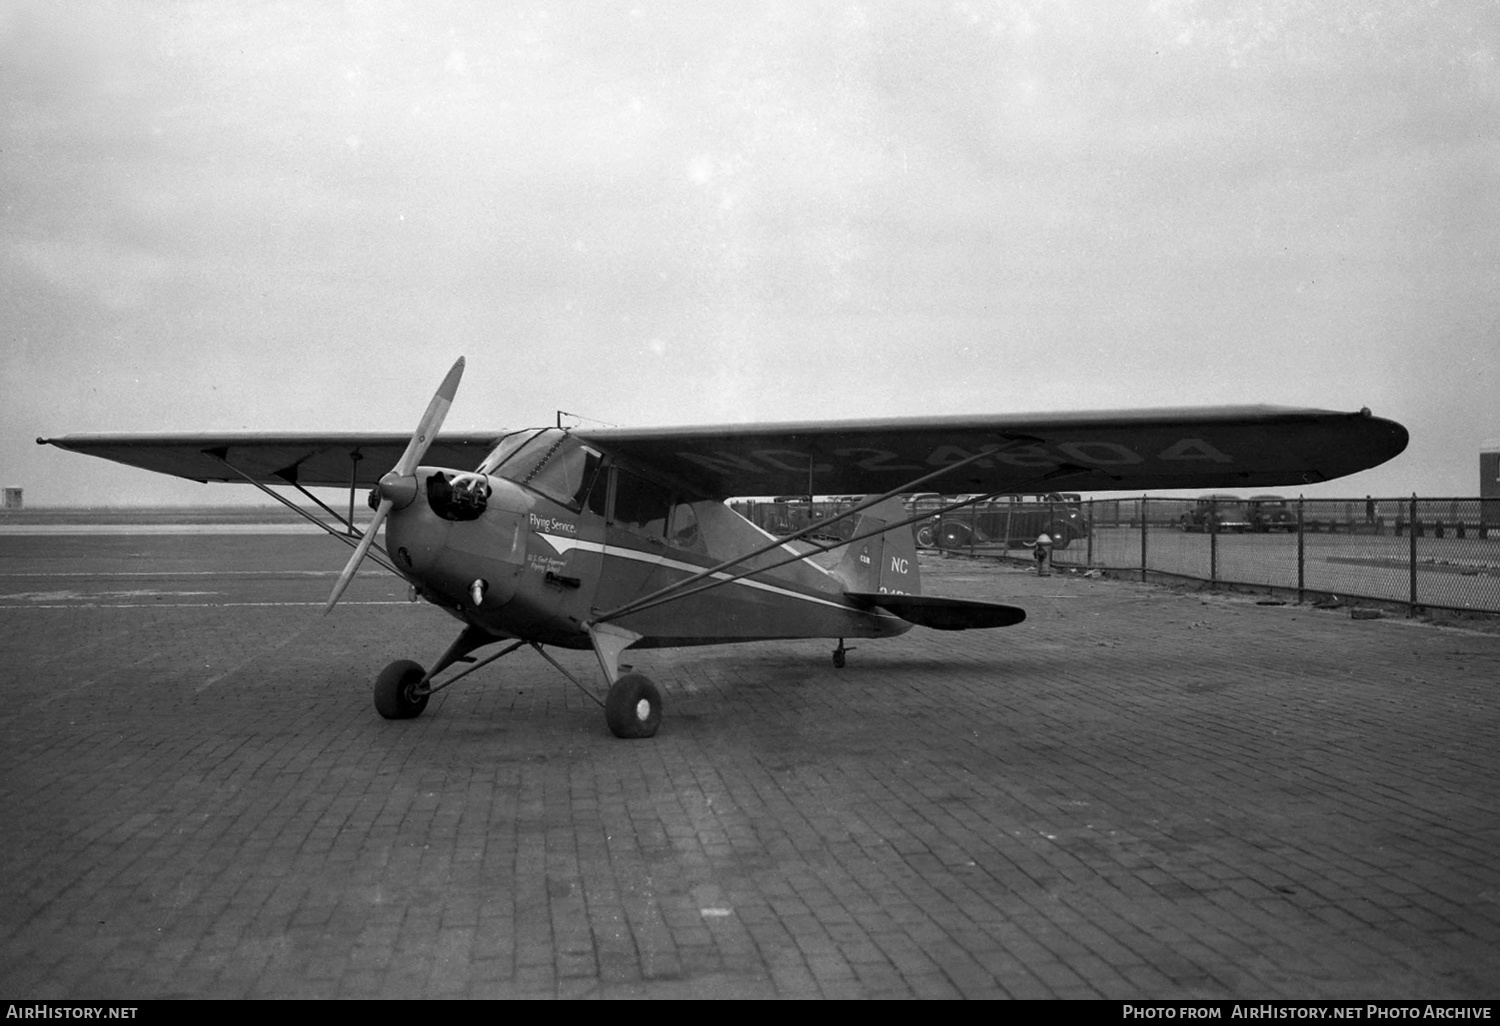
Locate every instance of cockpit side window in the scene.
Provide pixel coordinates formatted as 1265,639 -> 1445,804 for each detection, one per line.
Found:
668,501 -> 701,550
585,456 -> 609,516
612,468 -> 671,537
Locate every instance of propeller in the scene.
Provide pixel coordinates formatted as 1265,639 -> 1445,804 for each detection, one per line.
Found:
323,356 -> 466,614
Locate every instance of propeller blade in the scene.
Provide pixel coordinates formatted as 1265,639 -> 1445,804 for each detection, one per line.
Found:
324,498 -> 391,614
323,356 -> 466,615
393,356 -> 465,477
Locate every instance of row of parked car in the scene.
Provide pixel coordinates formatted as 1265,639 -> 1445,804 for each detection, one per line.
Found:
905,493 -> 1089,550
730,493 -> 1090,550
1178,495 -> 1296,533
735,493 -> 1302,547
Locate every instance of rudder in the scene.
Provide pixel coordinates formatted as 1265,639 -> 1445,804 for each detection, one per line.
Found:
832,497 -> 921,597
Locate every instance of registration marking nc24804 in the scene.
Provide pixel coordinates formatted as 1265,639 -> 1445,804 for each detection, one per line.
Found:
673,438 -> 1235,476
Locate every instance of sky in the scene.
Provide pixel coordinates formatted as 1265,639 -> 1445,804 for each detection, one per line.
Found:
3,0 -> 1497,506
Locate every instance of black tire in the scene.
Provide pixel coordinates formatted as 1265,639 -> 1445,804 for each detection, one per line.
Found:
832,649 -> 846,669
938,523 -> 971,550
605,673 -> 663,739
914,522 -> 936,548
374,659 -> 429,720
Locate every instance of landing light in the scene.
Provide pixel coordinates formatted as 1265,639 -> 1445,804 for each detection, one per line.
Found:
470,579 -> 488,606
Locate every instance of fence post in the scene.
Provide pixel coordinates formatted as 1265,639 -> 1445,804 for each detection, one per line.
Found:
1408,493 -> 1418,617
1140,495 -> 1148,582
1209,496 -> 1219,587
1086,499 -> 1094,568
1297,495 -> 1305,603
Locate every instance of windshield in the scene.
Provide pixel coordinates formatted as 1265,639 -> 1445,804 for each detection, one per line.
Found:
490,429 -> 603,511
477,429 -> 546,476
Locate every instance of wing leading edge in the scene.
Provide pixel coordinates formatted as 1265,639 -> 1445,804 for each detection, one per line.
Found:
35,432 -> 503,488
40,405 -> 1407,497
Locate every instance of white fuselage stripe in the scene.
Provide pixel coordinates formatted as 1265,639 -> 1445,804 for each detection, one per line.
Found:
537,533 -> 894,619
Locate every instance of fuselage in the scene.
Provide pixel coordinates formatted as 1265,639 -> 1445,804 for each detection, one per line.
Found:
381,428 -> 910,650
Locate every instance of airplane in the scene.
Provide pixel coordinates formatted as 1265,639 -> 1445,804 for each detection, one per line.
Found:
37,358 -> 1408,738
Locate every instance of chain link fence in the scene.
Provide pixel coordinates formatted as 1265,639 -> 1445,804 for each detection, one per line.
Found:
918,496 -> 1500,616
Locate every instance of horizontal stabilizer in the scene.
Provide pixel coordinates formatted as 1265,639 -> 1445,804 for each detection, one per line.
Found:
845,592 -> 1026,631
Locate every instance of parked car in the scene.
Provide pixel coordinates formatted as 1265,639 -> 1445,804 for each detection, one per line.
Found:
1178,495 -> 1252,533
909,493 -> 1089,550
1248,495 -> 1296,533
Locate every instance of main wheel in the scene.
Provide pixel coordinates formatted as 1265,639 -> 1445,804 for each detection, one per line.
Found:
605,673 -> 663,739
374,659 -> 429,720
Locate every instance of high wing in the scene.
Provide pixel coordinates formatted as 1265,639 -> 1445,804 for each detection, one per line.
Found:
39,405 -> 1407,497
575,406 -> 1408,498
35,432 -> 503,488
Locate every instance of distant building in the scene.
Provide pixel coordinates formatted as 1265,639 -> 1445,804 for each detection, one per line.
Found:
3,488 -> 21,510
1484,441 -> 1500,527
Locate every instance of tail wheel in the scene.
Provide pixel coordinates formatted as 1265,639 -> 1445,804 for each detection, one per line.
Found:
938,523 -> 971,550
605,673 -> 663,739
374,659 -> 429,720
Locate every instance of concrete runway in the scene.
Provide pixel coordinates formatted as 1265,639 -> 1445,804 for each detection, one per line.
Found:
2,531 -> 1498,998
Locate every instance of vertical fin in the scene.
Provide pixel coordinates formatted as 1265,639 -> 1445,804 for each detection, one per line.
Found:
832,497 -> 921,597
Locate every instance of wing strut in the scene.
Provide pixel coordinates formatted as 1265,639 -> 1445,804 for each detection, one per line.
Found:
590,448 -> 1085,627
590,443 -> 1016,626
346,451 -> 364,538
591,487 -> 1014,626
281,477 -> 375,546
206,450 -> 402,577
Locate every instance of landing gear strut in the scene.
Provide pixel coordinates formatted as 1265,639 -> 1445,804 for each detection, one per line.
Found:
832,638 -> 853,669
371,622 -> 666,739
371,626 -> 522,722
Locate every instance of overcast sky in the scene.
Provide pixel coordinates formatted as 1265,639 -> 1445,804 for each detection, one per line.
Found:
4,1 -> 1497,505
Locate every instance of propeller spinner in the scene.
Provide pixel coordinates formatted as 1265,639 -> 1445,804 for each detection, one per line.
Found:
323,356 -> 466,614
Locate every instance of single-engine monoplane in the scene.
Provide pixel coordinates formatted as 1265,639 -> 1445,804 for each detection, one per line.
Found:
39,359 -> 1408,737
